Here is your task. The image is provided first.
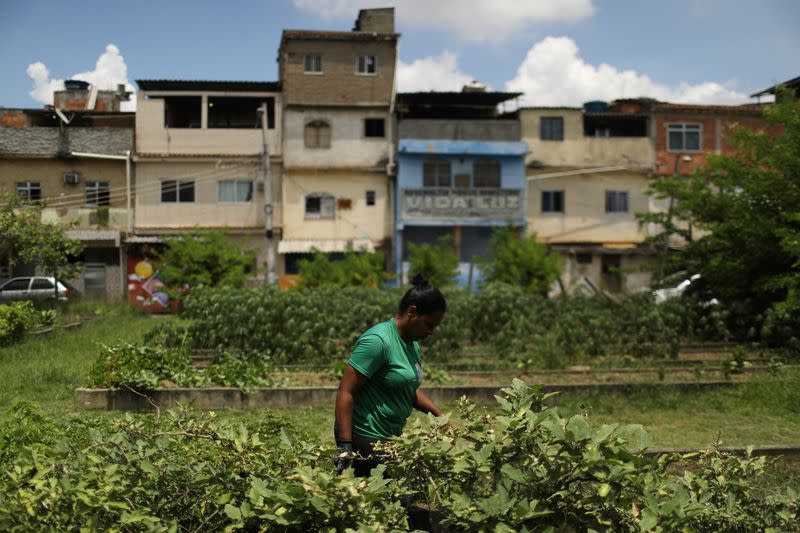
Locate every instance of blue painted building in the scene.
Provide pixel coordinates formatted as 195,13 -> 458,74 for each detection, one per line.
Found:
395,91 -> 529,286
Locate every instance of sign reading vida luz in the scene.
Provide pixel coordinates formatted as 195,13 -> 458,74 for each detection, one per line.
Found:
401,188 -> 522,220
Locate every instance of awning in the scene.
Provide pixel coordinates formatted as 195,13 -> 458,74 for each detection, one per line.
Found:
125,235 -> 164,244
65,230 -> 120,247
278,239 -> 375,254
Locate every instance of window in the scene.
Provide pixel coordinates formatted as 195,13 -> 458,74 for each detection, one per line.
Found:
161,180 -> 195,203
473,160 -> 501,188
423,160 -> 452,187
305,194 -> 335,219
364,118 -> 385,138
356,55 -> 376,75
605,190 -> 629,213
31,278 -> 54,290
366,190 -> 376,206
15,181 -> 41,203
164,96 -> 201,128
218,180 -> 253,203
304,120 -> 331,148
85,181 -> 110,206
208,97 -> 274,129
541,190 -> 564,213
667,123 -> 701,152
304,55 -> 323,74
541,116 -> 564,141
2,279 -> 30,291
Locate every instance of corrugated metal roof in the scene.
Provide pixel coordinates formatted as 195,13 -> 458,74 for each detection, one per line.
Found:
136,80 -> 280,92
398,139 -> 528,156
751,75 -> 800,97
125,235 -> 163,244
278,239 -> 375,254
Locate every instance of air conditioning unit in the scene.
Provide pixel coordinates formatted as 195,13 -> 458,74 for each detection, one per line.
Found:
64,172 -> 80,185
255,180 -> 265,192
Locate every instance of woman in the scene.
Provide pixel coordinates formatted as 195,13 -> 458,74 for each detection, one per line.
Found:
334,275 -> 446,476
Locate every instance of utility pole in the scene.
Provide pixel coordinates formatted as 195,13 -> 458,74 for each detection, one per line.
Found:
259,103 -> 276,285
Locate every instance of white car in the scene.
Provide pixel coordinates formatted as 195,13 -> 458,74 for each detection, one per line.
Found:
652,273 -> 719,306
0,276 -> 80,303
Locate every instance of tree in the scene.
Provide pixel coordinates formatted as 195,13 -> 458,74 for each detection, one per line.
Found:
297,250 -> 389,288
639,95 -> 800,327
477,226 -> 561,294
406,235 -> 460,288
0,193 -> 84,297
157,230 -> 258,290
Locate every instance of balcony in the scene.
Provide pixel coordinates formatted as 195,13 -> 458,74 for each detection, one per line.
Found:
41,206 -> 131,231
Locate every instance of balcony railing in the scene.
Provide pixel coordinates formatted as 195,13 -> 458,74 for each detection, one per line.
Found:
40,207 -> 130,230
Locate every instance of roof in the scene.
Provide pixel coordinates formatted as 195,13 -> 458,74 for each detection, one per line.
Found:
136,80 -> 281,92
135,152 -> 261,160
751,75 -> 800,97
653,103 -> 766,115
397,92 -> 522,107
281,29 -> 399,42
65,230 -> 121,246
519,106 -> 582,111
398,139 -> 528,156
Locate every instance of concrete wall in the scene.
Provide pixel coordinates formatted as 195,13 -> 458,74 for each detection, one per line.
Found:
0,158 -> 130,209
283,108 -> 390,168
0,126 -> 132,157
280,38 -> 396,106
557,251 -> 652,294
519,109 -> 654,168
526,171 -> 651,243
281,169 -> 390,242
135,92 -> 281,156
134,160 -> 281,229
399,119 -> 520,141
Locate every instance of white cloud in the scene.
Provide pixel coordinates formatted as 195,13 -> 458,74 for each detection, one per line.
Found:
26,44 -> 136,111
506,37 -> 749,106
397,50 -> 474,92
293,0 -> 594,42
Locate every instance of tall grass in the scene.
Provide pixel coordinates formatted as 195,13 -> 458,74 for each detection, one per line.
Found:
0,304 -> 170,413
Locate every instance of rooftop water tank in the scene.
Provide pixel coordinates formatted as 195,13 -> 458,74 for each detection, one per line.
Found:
583,100 -> 608,113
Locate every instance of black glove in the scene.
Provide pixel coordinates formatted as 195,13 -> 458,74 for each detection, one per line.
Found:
333,439 -> 353,474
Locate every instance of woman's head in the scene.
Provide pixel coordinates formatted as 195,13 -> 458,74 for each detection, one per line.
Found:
397,274 -> 446,341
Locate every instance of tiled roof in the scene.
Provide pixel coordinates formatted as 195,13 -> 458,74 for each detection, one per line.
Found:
136,80 -> 280,92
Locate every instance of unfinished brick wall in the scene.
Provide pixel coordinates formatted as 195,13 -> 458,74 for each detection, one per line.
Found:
280,36 -> 396,106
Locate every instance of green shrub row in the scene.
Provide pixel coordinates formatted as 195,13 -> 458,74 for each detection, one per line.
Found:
1,383 -> 797,531
177,285 -> 742,366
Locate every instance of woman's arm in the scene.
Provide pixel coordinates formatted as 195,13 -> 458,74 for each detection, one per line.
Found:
413,388 -> 442,417
334,364 -> 368,441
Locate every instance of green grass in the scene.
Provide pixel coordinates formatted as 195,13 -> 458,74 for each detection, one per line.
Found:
0,304 -> 171,413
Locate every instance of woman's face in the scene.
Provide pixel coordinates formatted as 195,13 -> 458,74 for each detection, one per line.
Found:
406,307 -> 445,341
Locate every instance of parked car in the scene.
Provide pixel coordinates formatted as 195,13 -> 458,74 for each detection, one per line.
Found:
0,277 -> 80,303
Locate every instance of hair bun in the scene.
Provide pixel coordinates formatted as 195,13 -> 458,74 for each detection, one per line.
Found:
410,273 -> 429,288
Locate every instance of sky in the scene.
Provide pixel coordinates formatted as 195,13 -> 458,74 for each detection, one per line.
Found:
0,0 -> 798,111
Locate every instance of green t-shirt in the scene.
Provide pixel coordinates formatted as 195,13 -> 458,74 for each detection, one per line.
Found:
348,318 -> 423,439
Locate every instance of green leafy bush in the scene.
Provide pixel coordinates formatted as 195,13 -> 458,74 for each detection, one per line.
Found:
407,235 -> 460,288
297,250 -> 390,288
0,406 -> 408,531
380,379 -> 799,531
3,384 -> 795,531
0,301 -> 37,345
84,342 -> 199,390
